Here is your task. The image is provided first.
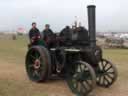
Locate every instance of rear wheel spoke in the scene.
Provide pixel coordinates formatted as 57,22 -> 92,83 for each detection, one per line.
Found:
84,80 -> 91,88
81,82 -> 88,91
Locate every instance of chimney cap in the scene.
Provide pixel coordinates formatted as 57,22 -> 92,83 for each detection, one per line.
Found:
87,5 -> 96,8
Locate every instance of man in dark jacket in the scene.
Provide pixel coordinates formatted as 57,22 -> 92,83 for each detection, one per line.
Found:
42,24 -> 54,40
29,22 -> 41,45
42,24 -> 55,48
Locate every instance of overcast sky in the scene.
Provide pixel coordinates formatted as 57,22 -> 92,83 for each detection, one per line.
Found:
0,0 -> 127,32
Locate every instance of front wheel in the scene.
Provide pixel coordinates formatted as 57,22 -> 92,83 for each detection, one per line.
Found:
96,59 -> 118,87
66,61 -> 96,96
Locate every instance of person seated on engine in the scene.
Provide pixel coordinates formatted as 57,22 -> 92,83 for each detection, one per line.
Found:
60,26 -> 72,41
29,22 -> 42,46
42,24 -> 55,49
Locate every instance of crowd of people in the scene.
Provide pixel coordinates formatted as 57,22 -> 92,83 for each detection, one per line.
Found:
29,22 -> 89,48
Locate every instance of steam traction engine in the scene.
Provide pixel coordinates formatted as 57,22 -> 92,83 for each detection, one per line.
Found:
25,5 -> 118,96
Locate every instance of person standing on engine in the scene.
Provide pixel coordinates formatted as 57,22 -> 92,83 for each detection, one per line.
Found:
42,24 -> 55,48
29,22 -> 41,45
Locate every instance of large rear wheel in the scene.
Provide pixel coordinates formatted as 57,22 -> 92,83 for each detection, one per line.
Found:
25,46 -> 51,82
66,61 -> 96,96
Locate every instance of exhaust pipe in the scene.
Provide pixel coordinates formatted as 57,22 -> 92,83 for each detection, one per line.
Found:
87,5 -> 96,47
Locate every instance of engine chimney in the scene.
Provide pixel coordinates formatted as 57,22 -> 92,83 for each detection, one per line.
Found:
87,5 -> 96,47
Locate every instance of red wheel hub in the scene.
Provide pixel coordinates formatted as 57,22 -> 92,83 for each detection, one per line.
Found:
34,59 -> 41,69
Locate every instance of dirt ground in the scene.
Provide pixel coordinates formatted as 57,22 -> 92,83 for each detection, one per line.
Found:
0,60 -> 74,96
0,55 -> 128,96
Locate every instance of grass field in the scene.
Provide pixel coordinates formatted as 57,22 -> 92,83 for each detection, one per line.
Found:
0,35 -> 128,96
